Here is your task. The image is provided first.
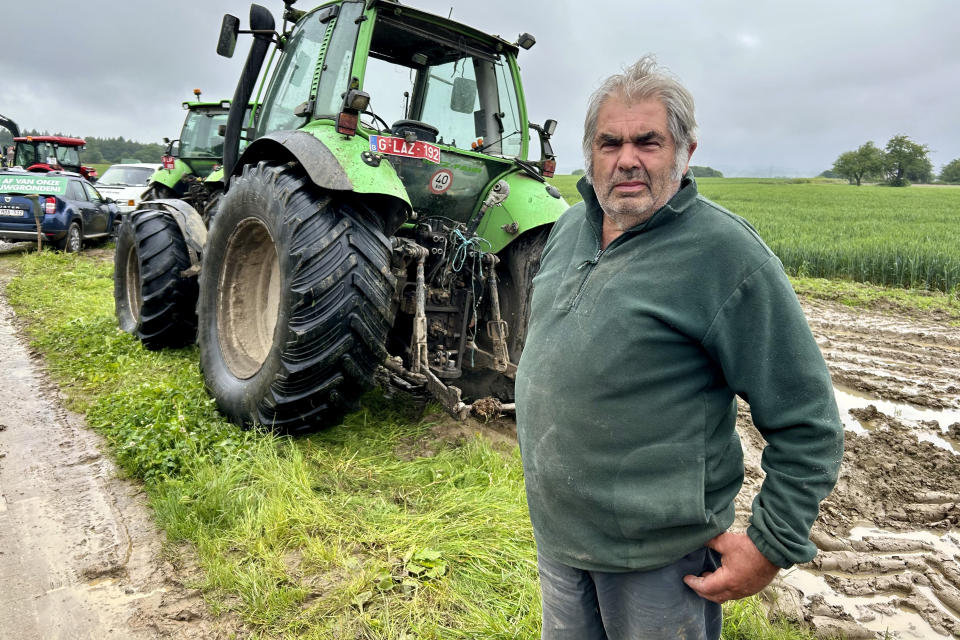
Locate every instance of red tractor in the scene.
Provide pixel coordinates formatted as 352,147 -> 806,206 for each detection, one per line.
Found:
10,133 -> 98,181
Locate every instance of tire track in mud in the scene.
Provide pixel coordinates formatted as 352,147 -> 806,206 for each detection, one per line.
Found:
735,298 -> 960,639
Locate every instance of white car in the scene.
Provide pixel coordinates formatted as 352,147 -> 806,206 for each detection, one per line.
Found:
94,163 -> 162,215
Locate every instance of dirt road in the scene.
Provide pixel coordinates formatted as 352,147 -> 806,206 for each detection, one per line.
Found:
0,262 -> 241,639
0,243 -> 958,638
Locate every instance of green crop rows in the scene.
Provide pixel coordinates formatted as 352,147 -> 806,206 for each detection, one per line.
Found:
550,176 -> 960,293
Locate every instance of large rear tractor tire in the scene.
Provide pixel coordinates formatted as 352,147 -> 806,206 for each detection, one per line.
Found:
456,226 -> 550,401
197,161 -> 396,434
113,210 -> 199,349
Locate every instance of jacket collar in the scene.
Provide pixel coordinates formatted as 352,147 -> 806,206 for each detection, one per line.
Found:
576,172 -> 699,239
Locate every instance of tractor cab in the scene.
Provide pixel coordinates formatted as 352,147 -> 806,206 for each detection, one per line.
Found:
246,0 -> 556,226
12,135 -> 98,181
148,95 -> 256,201
164,100 -> 233,180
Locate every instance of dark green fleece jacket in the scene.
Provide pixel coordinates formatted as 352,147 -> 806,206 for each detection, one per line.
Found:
515,175 -> 843,572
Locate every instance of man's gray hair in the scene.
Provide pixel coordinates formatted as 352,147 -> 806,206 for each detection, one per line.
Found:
582,56 -> 698,182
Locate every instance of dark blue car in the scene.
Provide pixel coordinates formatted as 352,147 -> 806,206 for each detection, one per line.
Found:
0,170 -> 118,252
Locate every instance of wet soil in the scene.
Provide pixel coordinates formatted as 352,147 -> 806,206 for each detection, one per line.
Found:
0,246 -> 244,639
738,298 -> 960,639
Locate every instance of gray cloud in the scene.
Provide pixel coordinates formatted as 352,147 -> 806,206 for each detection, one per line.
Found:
4,1 -> 958,176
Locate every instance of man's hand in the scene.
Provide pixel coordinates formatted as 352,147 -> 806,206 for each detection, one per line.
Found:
682,532 -> 780,603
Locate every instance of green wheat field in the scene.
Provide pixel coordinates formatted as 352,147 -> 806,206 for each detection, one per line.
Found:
549,175 -> 960,293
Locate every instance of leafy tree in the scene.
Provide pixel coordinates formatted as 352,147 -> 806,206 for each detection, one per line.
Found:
883,135 -> 931,186
571,168 -> 585,175
940,158 -> 960,184
832,141 -> 883,186
818,169 -> 840,179
690,165 -> 723,178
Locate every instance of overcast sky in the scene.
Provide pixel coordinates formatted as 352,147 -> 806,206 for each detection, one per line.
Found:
3,1 -> 958,176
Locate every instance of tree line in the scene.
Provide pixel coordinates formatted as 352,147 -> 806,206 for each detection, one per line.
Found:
829,135 -> 960,186
0,129 -> 163,165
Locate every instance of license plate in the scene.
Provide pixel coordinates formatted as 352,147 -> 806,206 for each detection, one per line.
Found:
0,206 -> 27,217
369,135 -> 441,164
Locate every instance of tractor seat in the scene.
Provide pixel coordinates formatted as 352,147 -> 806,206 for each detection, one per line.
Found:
390,120 -> 439,143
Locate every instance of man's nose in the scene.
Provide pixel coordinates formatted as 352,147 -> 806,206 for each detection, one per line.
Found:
616,143 -> 641,171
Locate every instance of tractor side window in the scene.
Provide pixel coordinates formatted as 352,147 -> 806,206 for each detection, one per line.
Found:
66,180 -> 87,201
313,2 -> 364,119
57,146 -> 80,167
259,3 -> 356,134
15,144 -> 35,166
494,60 -> 523,158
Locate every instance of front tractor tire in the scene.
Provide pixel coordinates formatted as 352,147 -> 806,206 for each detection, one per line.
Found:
197,161 -> 396,434
113,210 -> 199,349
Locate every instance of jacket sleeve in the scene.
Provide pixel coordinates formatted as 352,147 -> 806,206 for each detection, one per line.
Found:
702,256 -> 844,568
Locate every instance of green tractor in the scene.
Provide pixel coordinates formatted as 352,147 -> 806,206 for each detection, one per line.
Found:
115,0 -> 566,432
142,91 -> 254,221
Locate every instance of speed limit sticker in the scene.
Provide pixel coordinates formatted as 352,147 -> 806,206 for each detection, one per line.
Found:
429,169 -> 453,194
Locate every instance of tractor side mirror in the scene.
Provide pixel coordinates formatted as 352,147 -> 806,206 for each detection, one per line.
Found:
217,14 -> 240,58
450,77 -> 477,114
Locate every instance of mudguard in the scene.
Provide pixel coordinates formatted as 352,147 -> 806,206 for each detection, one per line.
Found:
204,167 -> 225,190
147,159 -> 191,191
474,172 -> 568,254
137,198 -> 207,269
233,128 -> 410,209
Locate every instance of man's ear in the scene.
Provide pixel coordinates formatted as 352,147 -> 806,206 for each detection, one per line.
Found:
683,141 -> 698,174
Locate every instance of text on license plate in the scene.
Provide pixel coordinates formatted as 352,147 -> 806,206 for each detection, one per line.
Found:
369,136 -> 441,164
0,206 -> 27,217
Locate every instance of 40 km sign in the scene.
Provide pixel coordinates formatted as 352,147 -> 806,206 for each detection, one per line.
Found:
429,169 -> 453,194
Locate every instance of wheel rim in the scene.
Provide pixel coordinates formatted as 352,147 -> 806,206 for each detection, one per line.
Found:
68,225 -> 80,252
216,217 -> 281,379
123,242 -> 142,323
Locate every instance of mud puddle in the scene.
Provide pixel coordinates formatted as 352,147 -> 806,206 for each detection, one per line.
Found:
835,385 -> 960,452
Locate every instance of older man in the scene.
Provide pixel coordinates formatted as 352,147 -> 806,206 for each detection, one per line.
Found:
515,56 -> 843,639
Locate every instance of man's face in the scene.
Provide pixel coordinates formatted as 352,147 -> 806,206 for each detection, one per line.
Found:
590,95 -> 692,224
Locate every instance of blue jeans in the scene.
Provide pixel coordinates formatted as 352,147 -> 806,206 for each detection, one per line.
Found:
538,548 -> 722,640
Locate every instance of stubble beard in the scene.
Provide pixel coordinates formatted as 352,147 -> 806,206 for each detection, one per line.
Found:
595,167 -> 680,232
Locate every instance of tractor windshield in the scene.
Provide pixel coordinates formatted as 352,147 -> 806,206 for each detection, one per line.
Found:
362,11 -> 524,157
179,108 -> 229,159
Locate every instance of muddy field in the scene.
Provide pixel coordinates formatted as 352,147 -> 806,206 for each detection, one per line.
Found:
0,241 -> 958,638
738,298 -> 960,639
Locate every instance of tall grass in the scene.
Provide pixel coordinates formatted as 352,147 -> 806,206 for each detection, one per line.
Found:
3,249 -> 812,639
549,175 -> 960,293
